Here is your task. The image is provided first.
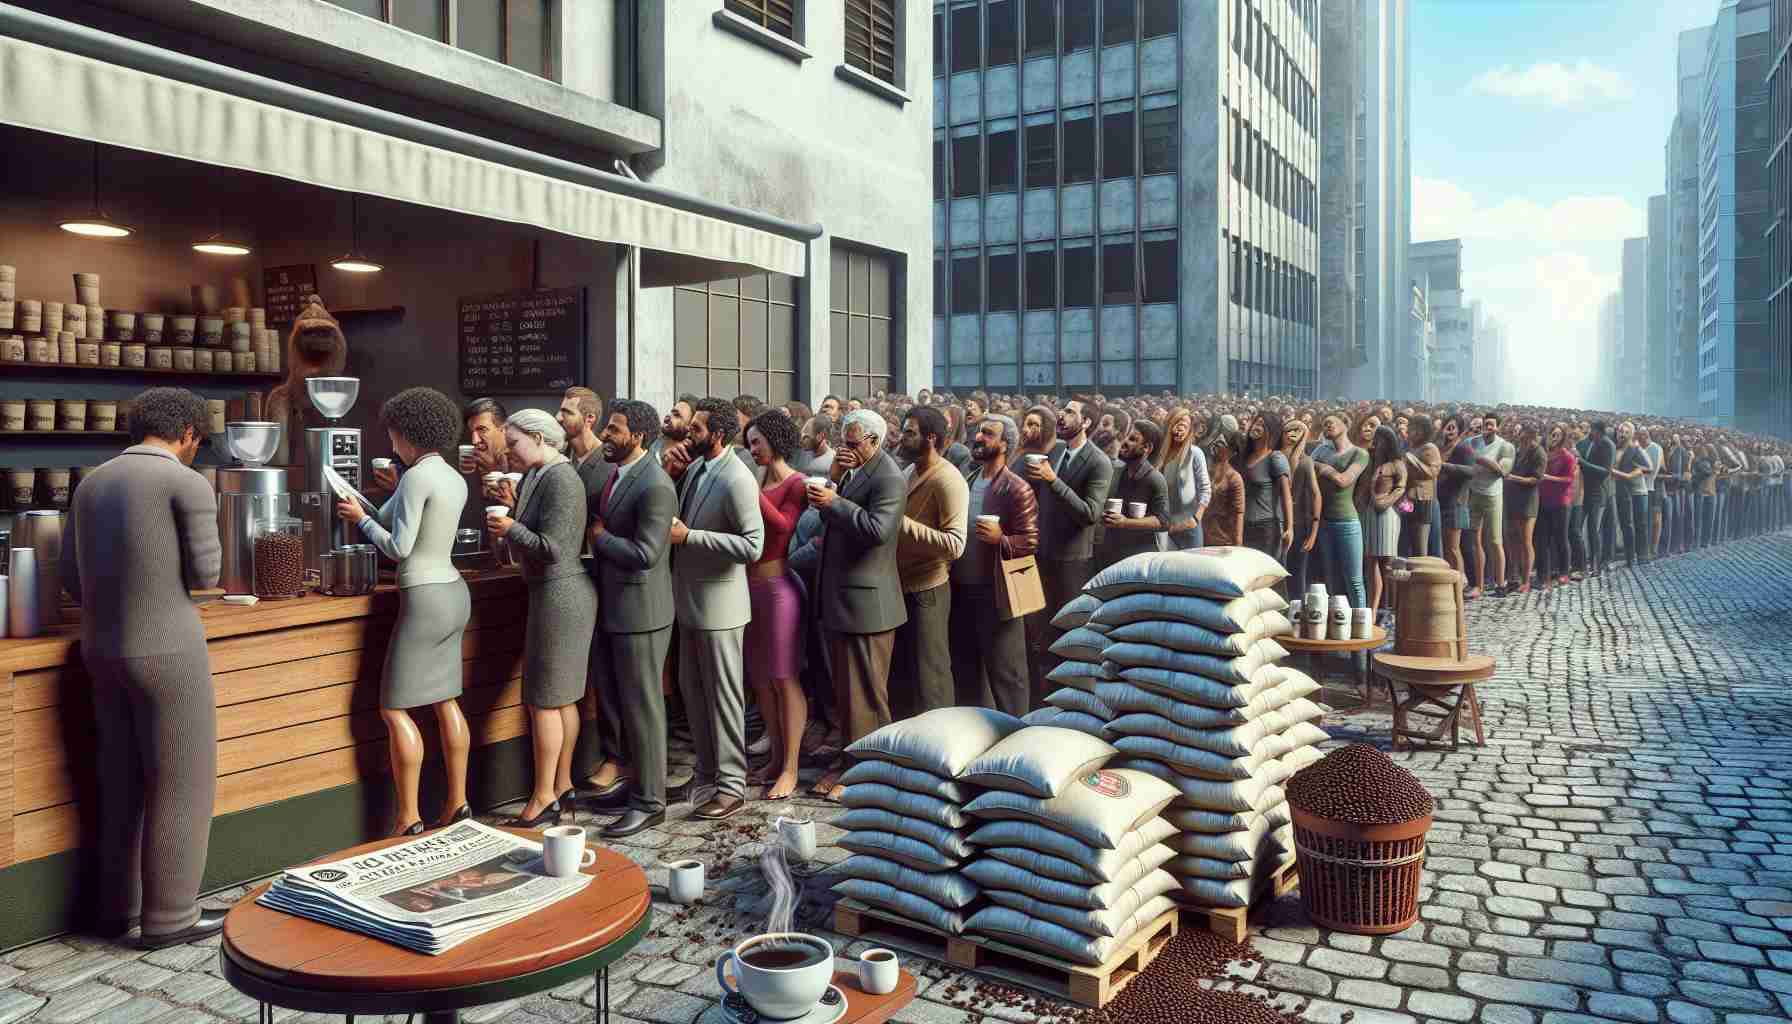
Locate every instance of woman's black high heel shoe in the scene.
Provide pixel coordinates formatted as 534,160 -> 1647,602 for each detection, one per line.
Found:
393,820 -> 426,838
509,799 -> 561,829
435,804 -> 472,828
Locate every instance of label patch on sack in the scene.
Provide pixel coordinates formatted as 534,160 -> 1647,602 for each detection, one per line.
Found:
1080,770 -> 1130,799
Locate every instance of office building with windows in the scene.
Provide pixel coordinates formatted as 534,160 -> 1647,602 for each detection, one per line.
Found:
1668,25 -> 1712,419
1647,194 -> 1671,416
1597,292 -> 1623,411
1320,0 -> 1411,401
1410,238 -> 1470,400
1621,236 -> 1650,410
1769,0 -> 1790,436
1697,0 -> 1774,432
932,0 -> 1319,398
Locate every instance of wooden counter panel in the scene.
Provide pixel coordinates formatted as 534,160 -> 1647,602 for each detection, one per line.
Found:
214,650 -> 524,740
13,665 -> 83,715
0,675 -> 12,866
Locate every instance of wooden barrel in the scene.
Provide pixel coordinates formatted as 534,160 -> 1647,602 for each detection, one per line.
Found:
1392,566 -> 1464,660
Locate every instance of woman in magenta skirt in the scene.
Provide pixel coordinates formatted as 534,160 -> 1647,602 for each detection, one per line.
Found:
744,410 -> 809,800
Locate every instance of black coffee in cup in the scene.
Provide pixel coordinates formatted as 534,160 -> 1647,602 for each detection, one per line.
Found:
741,937 -> 829,970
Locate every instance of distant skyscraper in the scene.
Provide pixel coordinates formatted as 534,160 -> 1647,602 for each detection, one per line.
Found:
1410,239 -> 1470,400
1621,236 -> 1650,410
1321,0 -> 1411,400
1768,0 -> 1790,436
1667,24 -> 1712,419
1697,0 -> 1774,431
930,1 -> 1320,398
1647,195 -> 1671,416
1598,292 -> 1623,411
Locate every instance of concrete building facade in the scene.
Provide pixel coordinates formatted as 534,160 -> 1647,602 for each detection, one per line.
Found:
1597,291 -> 1622,411
1621,235 -> 1650,410
931,0 -> 1319,398
1668,25 -> 1713,419
1410,238 -> 1470,401
1406,277 -> 1435,402
1647,194 -> 1671,416
1697,0 -> 1775,432
1769,0 -> 1790,435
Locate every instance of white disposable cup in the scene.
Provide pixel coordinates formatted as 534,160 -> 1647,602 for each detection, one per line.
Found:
370,458 -> 393,470
776,816 -> 816,863
1025,453 -> 1047,466
458,444 -> 478,470
1126,502 -> 1147,518
859,948 -> 900,995
976,514 -> 1000,527
541,825 -> 596,877
664,859 -> 705,905
483,471 -> 503,485
503,472 -> 523,485
1351,608 -> 1374,640
806,475 -> 830,491
1106,499 -> 1124,515
486,504 -> 510,517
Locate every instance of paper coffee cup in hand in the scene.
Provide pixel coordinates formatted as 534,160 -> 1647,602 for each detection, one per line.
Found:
370,458 -> 392,470
486,505 -> 510,519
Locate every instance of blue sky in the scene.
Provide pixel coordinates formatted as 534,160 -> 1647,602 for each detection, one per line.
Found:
1411,0 -> 1718,404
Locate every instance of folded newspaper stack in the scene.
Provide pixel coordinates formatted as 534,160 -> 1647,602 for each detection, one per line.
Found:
257,820 -> 592,954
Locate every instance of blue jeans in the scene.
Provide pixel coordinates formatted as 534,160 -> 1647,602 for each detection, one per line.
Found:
1567,505 -> 1589,572
1316,518 -> 1367,610
1698,494 -> 1716,547
1618,492 -> 1647,566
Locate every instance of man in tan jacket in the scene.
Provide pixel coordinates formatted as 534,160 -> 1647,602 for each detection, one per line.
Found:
890,406 -> 968,717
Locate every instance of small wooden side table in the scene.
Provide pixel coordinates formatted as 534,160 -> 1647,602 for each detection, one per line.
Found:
1278,626 -> 1389,706
220,828 -> 651,1023
1375,653 -> 1495,750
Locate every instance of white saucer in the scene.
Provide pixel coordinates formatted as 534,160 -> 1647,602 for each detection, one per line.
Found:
719,985 -> 848,1024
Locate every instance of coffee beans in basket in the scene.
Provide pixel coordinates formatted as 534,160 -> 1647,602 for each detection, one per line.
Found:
253,531 -> 306,598
1285,743 -> 1434,824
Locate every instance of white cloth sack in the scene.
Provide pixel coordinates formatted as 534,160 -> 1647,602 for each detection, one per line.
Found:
1166,814 -> 1275,861
1047,626 -> 1110,664
835,855 -> 980,909
966,896 -> 1179,965
970,817 -> 1178,883
840,760 -> 969,803
1105,618 -> 1268,657
1103,699 -> 1324,754
833,878 -> 969,934
1051,593 -> 1102,630
834,808 -> 975,860
1112,662 -> 1284,709
983,870 -> 1180,938
1113,723 -> 1329,781
838,831 -> 965,871
1046,687 -> 1116,720
1163,788 -> 1288,833
840,784 -> 968,829
1021,708 -> 1110,738
1046,660 -> 1112,692
847,706 -> 1025,778
1095,676 -> 1316,729
1084,548 -> 1288,600
1089,589 -> 1288,633
963,768 -> 1176,849
1103,638 -> 1287,683
960,727 -> 1117,798
963,844 -> 1175,908
1110,757 -> 1277,812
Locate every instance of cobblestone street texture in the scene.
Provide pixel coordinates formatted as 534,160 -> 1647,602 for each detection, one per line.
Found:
8,535 -> 1792,1023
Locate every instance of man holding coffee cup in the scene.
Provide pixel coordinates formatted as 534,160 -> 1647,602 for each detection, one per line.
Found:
1024,399 -> 1112,694
951,414 -> 1039,715
1098,421 -> 1170,569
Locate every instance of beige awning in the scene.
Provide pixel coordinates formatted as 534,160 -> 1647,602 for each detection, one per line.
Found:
0,32 -> 807,280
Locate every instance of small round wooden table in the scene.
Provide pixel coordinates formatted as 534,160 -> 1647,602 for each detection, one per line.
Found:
220,829 -> 651,1024
1278,626 -> 1389,706
1375,653 -> 1496,750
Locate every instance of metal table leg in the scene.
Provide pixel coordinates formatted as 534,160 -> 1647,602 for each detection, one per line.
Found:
594,966 -> 610,1024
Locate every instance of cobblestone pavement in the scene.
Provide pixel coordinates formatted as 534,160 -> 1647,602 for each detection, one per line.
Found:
7,534 -> 1792,1023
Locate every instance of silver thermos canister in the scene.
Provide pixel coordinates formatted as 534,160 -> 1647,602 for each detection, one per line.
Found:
216,468 -> 288,596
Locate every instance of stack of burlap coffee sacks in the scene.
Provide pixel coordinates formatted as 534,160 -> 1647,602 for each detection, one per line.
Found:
831,707 -> 1024,936
1041,547 -> 1328,912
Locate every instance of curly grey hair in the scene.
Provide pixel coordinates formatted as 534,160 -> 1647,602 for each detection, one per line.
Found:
842,408 -> 887,446
504,407 -> 566,453
127,386 -> 209,445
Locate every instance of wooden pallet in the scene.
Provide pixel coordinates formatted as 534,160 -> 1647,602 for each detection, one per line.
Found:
1187,858 -> 1301,943
833,899 -> 1178,1008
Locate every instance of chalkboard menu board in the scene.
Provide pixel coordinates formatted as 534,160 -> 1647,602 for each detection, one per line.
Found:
458,286 -> 586,395
262,264 -> 318,325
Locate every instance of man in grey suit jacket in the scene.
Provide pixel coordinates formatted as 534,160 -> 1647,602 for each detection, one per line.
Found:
583,399 -> 677,837
59,388 -> 226,949
793,409 -> 907,800
665,397 -> 765,820
1024,399 -> 1114,693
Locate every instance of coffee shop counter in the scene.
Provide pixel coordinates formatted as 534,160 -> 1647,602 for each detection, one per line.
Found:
0,567 -> 536,949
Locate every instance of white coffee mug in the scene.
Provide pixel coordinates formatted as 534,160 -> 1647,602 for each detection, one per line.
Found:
776,816 -> 816,863
859,948 -> 900,995
664,858 -> 705,905
541,825 -> 596,877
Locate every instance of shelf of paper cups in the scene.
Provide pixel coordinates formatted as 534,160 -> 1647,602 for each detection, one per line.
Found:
0,396 -> 122,434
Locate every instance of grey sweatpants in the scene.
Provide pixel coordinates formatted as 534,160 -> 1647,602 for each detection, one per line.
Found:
87,646 -> 217,935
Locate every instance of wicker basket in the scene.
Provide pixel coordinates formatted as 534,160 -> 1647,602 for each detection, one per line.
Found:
1290,806 -> 1431,935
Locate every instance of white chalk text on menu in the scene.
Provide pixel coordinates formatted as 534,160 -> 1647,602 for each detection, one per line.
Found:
458,287 -> 586,395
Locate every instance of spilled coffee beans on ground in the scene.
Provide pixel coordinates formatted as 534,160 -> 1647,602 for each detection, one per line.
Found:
1286,742 -> 1434,824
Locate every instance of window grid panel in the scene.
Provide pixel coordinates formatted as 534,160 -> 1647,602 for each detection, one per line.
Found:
727,0 -> 797,38
846,0 -> 899,83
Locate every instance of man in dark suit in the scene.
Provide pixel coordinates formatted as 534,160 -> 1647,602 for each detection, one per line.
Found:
583,399 -> 677,837
794,408 -> 907,800
1024,399 -> 1113,690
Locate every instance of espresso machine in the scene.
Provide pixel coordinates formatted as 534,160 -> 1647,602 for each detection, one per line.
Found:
303,376 -> 363,551
217,421 -> 286,596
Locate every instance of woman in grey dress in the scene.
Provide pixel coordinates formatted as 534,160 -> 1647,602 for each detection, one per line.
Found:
486,407 -> 596,828
337,387 -> 472,837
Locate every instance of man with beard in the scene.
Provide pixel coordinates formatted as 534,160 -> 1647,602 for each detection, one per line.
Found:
793,413 -> 837,477
1098,421 -> 1170,568
1024,398 -> 1113,689
819,394 -> 844,420
654,395 -> 696,464
581,399 -> 676,837
665,397 -> 764,820
559,387 -> 615,513
890,407 -> 968,717
951,414 -> 1040,715
1011,404 -> 1058,472
793,409 -> 907,800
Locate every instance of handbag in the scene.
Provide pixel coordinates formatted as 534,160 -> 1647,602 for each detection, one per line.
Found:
995,554 -> 1046,621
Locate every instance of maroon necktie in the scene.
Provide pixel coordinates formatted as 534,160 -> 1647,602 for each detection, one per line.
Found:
600,471 -> 619,516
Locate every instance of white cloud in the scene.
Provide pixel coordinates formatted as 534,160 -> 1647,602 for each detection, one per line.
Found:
1460,250 -> 1619,405
1469,60 -> 1634,107
1413,177 -> 1643,245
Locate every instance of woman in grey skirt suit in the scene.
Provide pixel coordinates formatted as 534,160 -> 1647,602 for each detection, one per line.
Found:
486,407 -> 596,828
337,387 -> 473,837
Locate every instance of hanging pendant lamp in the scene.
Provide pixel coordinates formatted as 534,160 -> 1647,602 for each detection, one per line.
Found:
192,166 -> 252,255
330,194 -> 381,273
60,143 -> 132,238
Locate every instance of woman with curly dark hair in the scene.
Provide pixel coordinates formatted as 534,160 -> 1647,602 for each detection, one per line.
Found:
742,408 -> 808,800
335,386 -> 473,835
